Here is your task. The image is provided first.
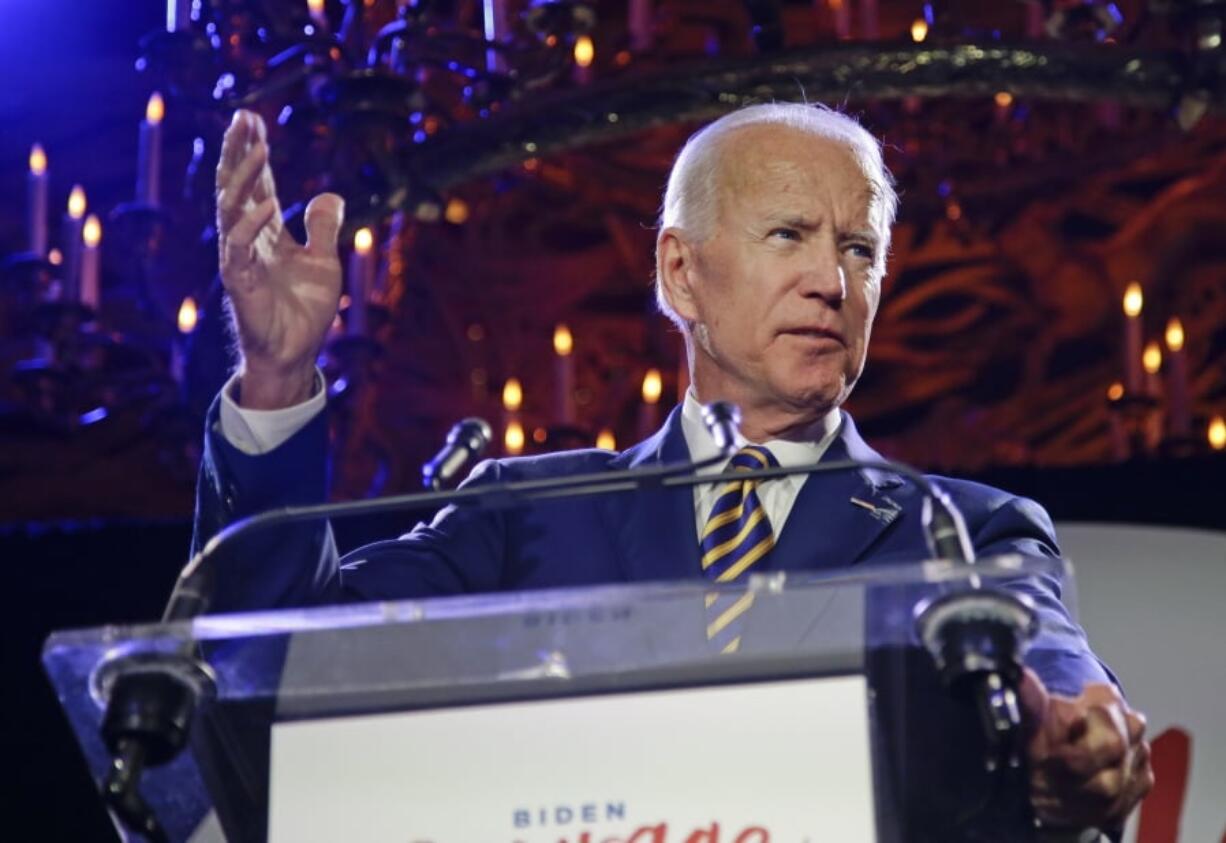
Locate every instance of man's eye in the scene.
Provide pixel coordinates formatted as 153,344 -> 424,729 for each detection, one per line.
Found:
846,242 -> 875,260
768,228 -> 799,241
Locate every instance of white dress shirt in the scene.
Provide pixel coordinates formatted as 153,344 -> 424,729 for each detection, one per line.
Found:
218,370 -> 327,455
679,390 -> 842,539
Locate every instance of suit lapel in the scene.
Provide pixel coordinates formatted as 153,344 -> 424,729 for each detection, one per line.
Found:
600,408 -> 908,582
600,406 -> 702,583
770,412 -> 906,573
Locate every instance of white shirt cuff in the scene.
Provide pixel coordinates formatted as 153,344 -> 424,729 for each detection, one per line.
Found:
218,369 -> 327,455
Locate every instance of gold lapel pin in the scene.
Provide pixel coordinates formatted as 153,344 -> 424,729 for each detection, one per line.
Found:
850,497 -> 878,513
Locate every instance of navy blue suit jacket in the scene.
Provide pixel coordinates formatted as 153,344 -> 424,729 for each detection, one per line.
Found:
193,400 -> 1114,697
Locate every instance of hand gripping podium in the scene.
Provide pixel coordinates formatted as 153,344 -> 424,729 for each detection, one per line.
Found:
44,555 -> 1079,842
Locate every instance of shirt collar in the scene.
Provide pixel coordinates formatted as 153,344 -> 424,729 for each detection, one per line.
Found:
679,389 -> 842,471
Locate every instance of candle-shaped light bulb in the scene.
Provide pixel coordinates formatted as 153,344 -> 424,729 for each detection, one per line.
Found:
553,324 -> 573,357
29,144 -> 47,175
1142,341 -> 1162,375
171,296 -> 198,384
68,185 -> 86,219
1105,381 -> 1128,460
444,198 -> 469,225
62,185 -> 89,299
80,214 -> 102,309
1165,317 -> 1191,438
307,0 -> 329,33
629,0 -> 652,50
346,227 -> 374,336
641,368 -> 662,405
637,368 -> 663,439
28,144 -> 49,256
167,0 -> 192,31
137,93 -> 164,205
504,420 -> 525,455
146,92 -> 165,125
574,35 -> 595,68
993,91 -> 1014,125
1209,416 -> 1226,450
910,18 -> 928,42
178,297 -> 198,334
553,324 -> 576,423
83,215 -> 102,248
502,377 -> 523,412
1122,281 -> 1144,393
596,428 -> 616,450
1123,282 -> 1143,318
1165,318 -> 1185,352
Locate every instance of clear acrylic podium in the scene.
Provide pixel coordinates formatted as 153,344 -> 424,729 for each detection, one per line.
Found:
44,555 -> 1083,842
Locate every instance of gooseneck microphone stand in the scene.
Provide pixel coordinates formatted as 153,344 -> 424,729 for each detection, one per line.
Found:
99,401 -> 1035,840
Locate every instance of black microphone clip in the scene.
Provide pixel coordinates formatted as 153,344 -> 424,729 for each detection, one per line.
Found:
914,588 -> 1038,771
700,401 -> 742,456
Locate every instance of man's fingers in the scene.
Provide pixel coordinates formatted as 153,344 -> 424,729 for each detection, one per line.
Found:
1134,737 -> 1150,768
1125,708 -> 1147,745
1078,765 -> 1124,803
217,142 -> 269,230
1133,739 -> 1156,798
223,197 -> 279,256
250,109 -> 267,144
1056,705 -> 1127,776
303,193 -> 345,258
247,111 -> 277,204
216,110 -> 253,192
1028,683 -> 1152,831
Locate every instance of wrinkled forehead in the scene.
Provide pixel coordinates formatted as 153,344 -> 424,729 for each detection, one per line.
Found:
713,125 -> 887,229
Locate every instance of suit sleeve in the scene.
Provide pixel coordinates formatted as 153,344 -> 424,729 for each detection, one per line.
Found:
191,394 -> 511,612
335,458 -> 510,601
191,394 -> 344,613
970,494 -> 1119,697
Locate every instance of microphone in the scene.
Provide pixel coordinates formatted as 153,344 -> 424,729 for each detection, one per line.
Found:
914,589 -> 1038,771
700,400 -> 742,456
421,418 -> 493,490
922,484 -> 975,564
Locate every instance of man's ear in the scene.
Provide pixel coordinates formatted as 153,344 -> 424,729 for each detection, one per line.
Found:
656,227 -> 701,323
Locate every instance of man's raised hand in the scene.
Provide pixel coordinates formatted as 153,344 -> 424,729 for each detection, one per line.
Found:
216,109 -> 344,409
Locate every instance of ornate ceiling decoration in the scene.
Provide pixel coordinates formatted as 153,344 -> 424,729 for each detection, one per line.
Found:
3,0 -> 1225,518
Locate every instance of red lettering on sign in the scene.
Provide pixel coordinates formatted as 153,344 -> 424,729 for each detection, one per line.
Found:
683,823 -> 719,843
1137,727 -> 1190,843
625,824 -> 667,843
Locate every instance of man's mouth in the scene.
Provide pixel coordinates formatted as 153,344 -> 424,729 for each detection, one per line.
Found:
780,327 -> 845,345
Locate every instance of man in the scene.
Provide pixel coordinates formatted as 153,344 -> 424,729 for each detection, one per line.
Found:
201,103 -> 1152,834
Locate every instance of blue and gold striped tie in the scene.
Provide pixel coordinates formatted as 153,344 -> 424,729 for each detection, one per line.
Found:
700,445 -> 778,654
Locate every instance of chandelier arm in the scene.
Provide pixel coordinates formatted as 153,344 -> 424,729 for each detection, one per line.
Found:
399,42 -> 1198,199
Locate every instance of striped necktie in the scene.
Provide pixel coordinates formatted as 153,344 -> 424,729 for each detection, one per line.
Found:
699,444 -> 778,653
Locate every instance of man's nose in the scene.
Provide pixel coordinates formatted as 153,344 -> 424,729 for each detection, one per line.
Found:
798,245 -> 847,305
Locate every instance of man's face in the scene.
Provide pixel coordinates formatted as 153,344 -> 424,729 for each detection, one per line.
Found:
676,126 -> 886,427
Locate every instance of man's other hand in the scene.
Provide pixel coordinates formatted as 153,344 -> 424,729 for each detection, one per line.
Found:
1021,667 -> 1154,832
216,109 -> 344,409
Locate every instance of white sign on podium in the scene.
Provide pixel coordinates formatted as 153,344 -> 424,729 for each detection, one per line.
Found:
269,675 -> 876,842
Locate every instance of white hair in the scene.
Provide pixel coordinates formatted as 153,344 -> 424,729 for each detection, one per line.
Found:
655,102 -> 898,328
